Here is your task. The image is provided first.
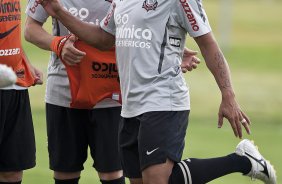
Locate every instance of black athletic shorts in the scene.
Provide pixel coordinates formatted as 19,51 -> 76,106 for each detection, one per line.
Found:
119,111 -> 189,178
46,103 -> 122,172
0,89 -> 36,171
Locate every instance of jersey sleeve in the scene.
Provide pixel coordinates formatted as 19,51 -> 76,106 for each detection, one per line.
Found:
174,0 -> 211,37
25,0 -> 49,23
100,1 -> 116,36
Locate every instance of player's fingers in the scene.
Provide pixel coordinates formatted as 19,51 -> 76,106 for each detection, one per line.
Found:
184,48 -> 198,56
63,51 -> 83,63
240,112 -> 251,135
218,113 -> 224,128
241,111 -> 251,125
192,63 -> 198,69
192,56 -> 201,64
235,115 -> 243,139
227,117 -> 239,138
231,122 -> 239,138
64,56 -> 80,65
69,45 -> 86,56
241,119 -> 251,135
182,68 -> 188,73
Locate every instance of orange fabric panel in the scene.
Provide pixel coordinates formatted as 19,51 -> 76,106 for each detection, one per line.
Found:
0,0 -> 35,87
63,40 -> 121,109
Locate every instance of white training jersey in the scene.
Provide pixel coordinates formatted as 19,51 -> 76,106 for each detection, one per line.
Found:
101,0 -> 211,118
26,0 -> 121,108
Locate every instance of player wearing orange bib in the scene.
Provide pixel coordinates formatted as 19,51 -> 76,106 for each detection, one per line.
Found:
0,0 -> 42,183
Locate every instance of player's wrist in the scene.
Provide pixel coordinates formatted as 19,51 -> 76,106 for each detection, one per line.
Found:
50,35 -> 71,57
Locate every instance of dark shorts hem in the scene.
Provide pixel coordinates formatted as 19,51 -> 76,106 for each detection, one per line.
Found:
50,166 -> 84,172
140,154 -> 180,171
0,163 -> 36,172
94,166 -> 123,173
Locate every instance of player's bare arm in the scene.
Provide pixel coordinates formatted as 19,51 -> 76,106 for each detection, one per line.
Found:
194,32 -> 251,139
25,16 -> 53,50
39,0 -> 115,50
25,16 -> 85,65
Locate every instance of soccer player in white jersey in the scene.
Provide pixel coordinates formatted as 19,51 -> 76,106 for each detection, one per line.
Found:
37,0 -> 276,184
24,0 -> 199,184
24,0 -> 125,184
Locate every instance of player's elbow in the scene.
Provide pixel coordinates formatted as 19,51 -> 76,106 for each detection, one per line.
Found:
24,25 -> 32,43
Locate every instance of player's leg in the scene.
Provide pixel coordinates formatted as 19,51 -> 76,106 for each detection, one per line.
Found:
138,111 -> 189,184
118,117 -> 142,184
88,106 -> 125,184
169,140 -> 276,184
0,90 -> 36,183
46,103 -> 89,184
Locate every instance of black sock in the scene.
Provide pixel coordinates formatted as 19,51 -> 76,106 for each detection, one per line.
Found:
54,177 -> 80,184
0,182 -> 21,184
100,176 -> 125,184
169,153 -> 252,184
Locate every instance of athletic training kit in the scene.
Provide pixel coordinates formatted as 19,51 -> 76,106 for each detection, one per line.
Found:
101,0 -> 211,118
100,0 -> 210,177
26,0 -> 123,179
26,0 -> 121,109
0,0 -> 36,172
100,0 -> 277,183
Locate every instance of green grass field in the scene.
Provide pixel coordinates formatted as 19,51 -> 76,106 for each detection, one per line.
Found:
20,0 -> 282,183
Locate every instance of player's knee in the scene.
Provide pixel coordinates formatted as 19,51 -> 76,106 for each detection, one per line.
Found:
54,171 -> 81,180
0,171 -> 23,182
142,160 -> 174,184
99,170 -> 125,184
98,170 -> 123,180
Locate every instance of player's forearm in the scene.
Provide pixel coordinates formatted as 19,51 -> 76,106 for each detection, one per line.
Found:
55,8 -> 114,50
24,16 -> 53,51
195,33 -> 235,99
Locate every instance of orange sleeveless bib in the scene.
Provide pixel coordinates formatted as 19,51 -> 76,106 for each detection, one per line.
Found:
62,40 -> 121,109
0,0 -> 35,87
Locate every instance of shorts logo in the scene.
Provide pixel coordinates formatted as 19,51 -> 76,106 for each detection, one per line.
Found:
169,37 -> 181,47
142,0 -> 158,12
146,147 -> 159,155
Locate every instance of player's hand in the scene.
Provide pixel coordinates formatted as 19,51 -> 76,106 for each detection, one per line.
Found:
218,95 -> 251,139
61,35 -> 86,66
32,67 -> 43,85
181,48 -> 200,73
39,0 -> 62,18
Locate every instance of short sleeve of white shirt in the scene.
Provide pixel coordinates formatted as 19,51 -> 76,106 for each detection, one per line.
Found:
100,1 -> 116,36
26,0 -> 49,23
173,0 -> 211,37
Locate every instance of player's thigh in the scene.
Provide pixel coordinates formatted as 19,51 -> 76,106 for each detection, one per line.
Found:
88,106 -> 123,173
46,103 -> 89,172
0,90 -> 35,171
118,116 -> 142,179
138,111 -> 190,171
